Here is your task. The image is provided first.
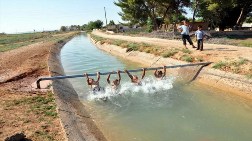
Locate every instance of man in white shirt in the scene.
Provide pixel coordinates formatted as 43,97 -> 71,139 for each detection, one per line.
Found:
177,20 -> 196,49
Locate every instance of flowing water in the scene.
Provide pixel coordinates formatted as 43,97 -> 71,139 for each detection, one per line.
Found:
61,34 -> 252,141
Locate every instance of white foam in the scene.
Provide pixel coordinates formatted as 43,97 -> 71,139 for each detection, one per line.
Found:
87,76 -> 175,101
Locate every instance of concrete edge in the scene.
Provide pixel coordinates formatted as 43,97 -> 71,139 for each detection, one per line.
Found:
89,35 -> 252,99
48,35 -> 107,141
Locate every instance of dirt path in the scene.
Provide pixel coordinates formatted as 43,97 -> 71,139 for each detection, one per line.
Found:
92,30 -> 252,63
0,32 -> 76,140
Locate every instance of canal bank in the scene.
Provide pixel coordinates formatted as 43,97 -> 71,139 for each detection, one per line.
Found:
58,34 -> 252,141
0,32 -> 80,140
89,34 -> 252,99
48,34 -> 107,141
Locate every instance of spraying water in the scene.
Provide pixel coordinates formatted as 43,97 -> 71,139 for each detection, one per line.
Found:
87,76 -> 175,101
61,34 -> 252,141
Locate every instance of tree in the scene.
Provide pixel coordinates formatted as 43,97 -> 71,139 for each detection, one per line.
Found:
114,0 -> 191,30
195,0 -> 252,30
146,17 -> 154,32
108,20 -> 115,25
86,20 -> 103,30
245,16 -> 252,23
81,24 -> 87,30
60,26 -> 67,32
114,0 -> 149,26
94,20 -> 103,29
235,0 -> 252,26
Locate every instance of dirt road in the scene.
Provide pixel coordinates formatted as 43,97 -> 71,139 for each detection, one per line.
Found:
92,30 -> 252,63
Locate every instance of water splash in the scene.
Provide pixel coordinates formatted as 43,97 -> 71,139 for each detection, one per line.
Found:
87,76 -> 175,101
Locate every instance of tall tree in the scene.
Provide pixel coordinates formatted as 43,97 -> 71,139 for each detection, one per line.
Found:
108,20 -> 115,25
195,0 -> 252,30
114,0 -> 190,30
60,26 -> 67,32
235,0 -> 252,26
86,20 -> 103,30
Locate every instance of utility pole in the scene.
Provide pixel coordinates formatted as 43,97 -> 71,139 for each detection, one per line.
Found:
104,7 -> 108,26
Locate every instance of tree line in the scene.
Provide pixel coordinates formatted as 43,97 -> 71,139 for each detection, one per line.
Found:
60,20 -> 117,32
114,0 -> 252,31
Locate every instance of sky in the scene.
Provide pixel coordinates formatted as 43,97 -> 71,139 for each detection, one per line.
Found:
0,0 -> 193,34
0,0 -> 123,33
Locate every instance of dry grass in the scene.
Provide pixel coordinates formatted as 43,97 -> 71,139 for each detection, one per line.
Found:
0,91 -> 64,141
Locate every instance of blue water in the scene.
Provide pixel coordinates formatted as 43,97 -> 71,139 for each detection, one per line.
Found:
61,34 -> 252,141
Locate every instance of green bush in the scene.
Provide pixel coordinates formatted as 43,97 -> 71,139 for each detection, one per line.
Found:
161,49 -> 178,58
126,43 -> 139,52
212,61 -> 228,69
112,39 -> 124,46
181,48 -> 192,54
181,55 -> 193,62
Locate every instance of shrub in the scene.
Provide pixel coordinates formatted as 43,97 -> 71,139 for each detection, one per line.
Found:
144,48 -> 152,53
120,42 -> 129,48
161,49 -> 179,58
57,40 -> 64,44
181,48 -> 192,54
112,39 -> 124,46
237,58 -> 248,66
195,56 -> 204,62
181,55 -> 193,62
212,61 -> 228,69
126,43 -> 139,52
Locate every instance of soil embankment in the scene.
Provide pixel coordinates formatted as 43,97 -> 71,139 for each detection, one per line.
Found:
0,32 -> 106,141
0,35 -> 69,140
90,31 -> 252,99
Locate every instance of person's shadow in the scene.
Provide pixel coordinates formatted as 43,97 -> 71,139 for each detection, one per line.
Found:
5,133 -> 32,141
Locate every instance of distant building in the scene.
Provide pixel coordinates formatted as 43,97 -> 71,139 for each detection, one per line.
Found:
107,24 -> 133,33
242,23 -> 252,30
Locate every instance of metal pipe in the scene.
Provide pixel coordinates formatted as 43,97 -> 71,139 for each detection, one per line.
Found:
36,62 -> 212,89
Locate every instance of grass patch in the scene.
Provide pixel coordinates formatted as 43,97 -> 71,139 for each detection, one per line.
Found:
0,31 -> 77,52
0,41 -> 33,52
181,54 -> 193,62
33,130 -> 54,141
126,42 -> 139,52
0,32 -> 48,44
246,67 -> 252,79
236,58 -> 248,66
238,40 -> 252,47
195,56 -> 204,62
246,74 -> 252,79
90,34 -> 105,42
161,49 -> 179,58
212,61 -> 228,69
138,42 -> 152,52
143,47 -> 152,53
181,48 -> 192,54
212,58 -> 251,75
112,39 -> 124,46
8,92 -> 57,118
